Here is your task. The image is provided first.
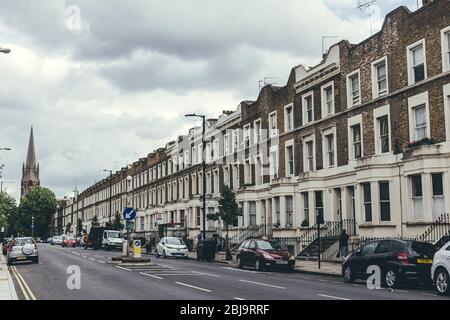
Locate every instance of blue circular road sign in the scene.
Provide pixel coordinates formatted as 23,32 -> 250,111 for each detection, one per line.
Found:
123,207 -> 136,221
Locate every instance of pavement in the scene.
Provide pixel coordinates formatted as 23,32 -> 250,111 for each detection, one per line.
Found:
8,243 -> 450,300
0,247 -> 18,300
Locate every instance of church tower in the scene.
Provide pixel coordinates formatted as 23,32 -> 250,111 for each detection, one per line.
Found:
21,126 -> 40,198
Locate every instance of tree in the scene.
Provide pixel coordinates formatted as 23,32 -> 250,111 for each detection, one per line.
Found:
91,215 -> 100,227
206,185 -> 241,260
0,191 -> 18,238
111,212 -> 124,231
76,218 -> 83,237
16,187 -> 57,238
65,222 -> 72,235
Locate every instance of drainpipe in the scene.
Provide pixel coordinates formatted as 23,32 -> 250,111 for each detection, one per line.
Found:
397,155 -> 404,238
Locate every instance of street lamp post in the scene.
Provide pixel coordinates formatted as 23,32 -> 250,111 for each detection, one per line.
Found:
103,169 -> 113,224
185,113 -> 206,240
124,175 -> 132,257
0,47 -> 11,54
31,215 -> 35,238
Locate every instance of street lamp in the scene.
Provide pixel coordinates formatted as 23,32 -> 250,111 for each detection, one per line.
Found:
185,113 -> 206,240
103,169 -> 113,224
0,47 -> 11,54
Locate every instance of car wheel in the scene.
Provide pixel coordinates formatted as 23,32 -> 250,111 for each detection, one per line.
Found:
255,259 -> 264,272
343,265 -> 355,283
435,268 -> 450,296
7,258 -> 12,266
384,268 -> 399,288
163,250 -> 167,259
236,256 -> 243,269
156,250 -> 160,258
105,244 -> 110,251
287,265 -> 295,273
34,257 -> 39,264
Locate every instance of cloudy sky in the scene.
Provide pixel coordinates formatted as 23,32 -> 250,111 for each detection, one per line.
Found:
0,0 -> 419,201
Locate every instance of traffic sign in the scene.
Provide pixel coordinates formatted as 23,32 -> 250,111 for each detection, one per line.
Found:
123,207 -> 136,221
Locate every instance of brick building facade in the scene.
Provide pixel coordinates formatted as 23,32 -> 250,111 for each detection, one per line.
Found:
57,0 -> 450,254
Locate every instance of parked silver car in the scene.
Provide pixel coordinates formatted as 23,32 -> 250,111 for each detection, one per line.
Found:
7,237 -> 39,265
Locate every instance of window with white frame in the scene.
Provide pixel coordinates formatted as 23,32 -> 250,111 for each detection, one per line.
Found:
372,56 -> 388,98
347,70 -> 361,107
302,92 -> 314,124
362,182 -> 372,222
243,124 -> 250,148
321,82 -> 334,117
303,135 -> 315,172
269,145 -> 279,180
249,201 -> 257,226
285,196 -> 293,228
232,129 -> 239,152
191,146 -> 196,164
284,104 -> 294,132
254,119 -> 261,144
411,175 -> 424,220
184,150 -> 189,167
407,39 -> 426,85
408,92 -> 430,141
179,154 -> 184,170
349,123 -> 362,160
378,115 -> 390,154
444,84 -> 450,142
413,104 -> 427,140
379,181 -> 391,222
274,197 -> 280,227
285,140 -> 294,177
432,173 -> 445,220
197,144 -> 202,164
302,192 -> 309,226
205,143 -> 211,163
325,133 -> 335,168
213,139 -> 219,160
224,133 -> 230,155
269,111 -> 277,137
442,27 -> 450,72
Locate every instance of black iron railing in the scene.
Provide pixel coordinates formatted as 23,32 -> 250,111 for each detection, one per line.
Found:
418,213 -> 450,244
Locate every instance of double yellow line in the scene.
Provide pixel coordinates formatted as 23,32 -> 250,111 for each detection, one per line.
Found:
10,266 -> 36,300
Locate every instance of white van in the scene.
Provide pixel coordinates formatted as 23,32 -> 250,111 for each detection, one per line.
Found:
102,230 -> 124,250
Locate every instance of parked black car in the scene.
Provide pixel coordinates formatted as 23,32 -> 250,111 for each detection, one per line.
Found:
236,239 -> 295,272
342,239 -> 436,288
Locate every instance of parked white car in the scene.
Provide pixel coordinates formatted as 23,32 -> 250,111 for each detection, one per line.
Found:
431,240 -> 450,295
156,237 -> 188,258
51,236 -> 63,245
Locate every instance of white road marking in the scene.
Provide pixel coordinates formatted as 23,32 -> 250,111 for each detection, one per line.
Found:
395,289 -> 409,293
97,260 -> 105,264
175,282 -> 212,292
140,272 -> 163,280
234,297 -> 246,300
115,266 -> 132,272
221,267 -> 257,273
423,293 -> 438,297
81,255 -> 88,258
88,258 -> 95,261
153,273 -> 197,276
317,294 -> 351,300
94,255 -> 106,258
156,264 -> 176,269
318,279 -> 328,282
191,271 -> 221,277
238,279 -> 286,289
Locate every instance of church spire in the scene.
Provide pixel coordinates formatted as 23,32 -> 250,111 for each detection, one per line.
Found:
25,126 -> 36,169
21,126 -> 40,198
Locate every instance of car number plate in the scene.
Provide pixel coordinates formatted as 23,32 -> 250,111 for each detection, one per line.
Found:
417,259 -> 432,264
16,256 -> 27,260
276,260 -> 288,264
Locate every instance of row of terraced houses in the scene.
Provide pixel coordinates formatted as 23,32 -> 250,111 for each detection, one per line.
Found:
54,0 -> 450,257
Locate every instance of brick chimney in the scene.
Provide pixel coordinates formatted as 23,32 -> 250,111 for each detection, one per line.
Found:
422,0 -> 433,6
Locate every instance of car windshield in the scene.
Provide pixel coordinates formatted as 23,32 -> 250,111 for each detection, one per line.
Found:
107,231 -> 122,238
14,238 -> 33,246
166,238 -> 183,245
256,241 -> 274,250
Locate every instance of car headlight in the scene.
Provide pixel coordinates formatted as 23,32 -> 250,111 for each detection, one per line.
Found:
263,253 -> 274,260
289,255 -> 295,260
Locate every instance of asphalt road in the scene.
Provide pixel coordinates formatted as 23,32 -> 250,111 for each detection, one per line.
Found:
9,244 -> 450,300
